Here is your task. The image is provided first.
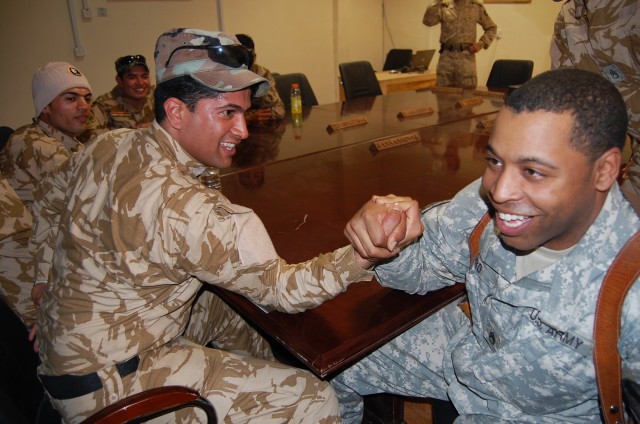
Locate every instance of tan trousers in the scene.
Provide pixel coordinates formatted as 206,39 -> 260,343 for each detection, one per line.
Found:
49,289 -> 340,423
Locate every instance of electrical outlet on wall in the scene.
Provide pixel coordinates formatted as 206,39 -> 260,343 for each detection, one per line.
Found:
97,7 -> 108,17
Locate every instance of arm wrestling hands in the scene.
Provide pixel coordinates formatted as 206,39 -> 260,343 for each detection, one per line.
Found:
348,195 -> 424,269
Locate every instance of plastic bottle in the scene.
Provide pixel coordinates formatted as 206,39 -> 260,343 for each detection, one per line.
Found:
290,83 -> 303,127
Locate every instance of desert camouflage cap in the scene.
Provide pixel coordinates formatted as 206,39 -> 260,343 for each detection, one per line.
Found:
155,28 -> 269,97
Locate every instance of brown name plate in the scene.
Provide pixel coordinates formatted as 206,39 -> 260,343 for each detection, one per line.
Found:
326,116 -> 368,133
370,132 -> 421,152
397,106 -> 435,119
473,89 -> 506,99
476,119 -> 495,129
455,97 -> 484,108
431,86 -> 464,95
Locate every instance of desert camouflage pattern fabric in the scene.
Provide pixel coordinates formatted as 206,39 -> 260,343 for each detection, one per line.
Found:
155,28 -> 269,97
31,122 -> 372,422
0,120 -> 83,326
551,0 -> 640,213
87,85 -> 155,133
245,62 -> 285,122
332,179 -> 640,423
0,173 -> 34,326
0,120 -> 84,205
423,0 -> 497,87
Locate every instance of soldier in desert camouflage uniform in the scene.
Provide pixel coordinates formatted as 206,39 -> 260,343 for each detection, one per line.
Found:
332,69 -> 640,422
423,0 -> 497,88
0,173 -> 33,326
30,28 -> 420,424
86,54 -> 155,137
235,34 -> 285,125
0,61 -> 91,327
550,0 -> 640,213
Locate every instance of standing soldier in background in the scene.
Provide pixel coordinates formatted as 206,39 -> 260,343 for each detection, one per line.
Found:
551,0 -> 640,213
424,0 -> 497,88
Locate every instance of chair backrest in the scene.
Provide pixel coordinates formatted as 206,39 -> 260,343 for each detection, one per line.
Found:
338,61 -> 383,101
0,126 -> 14,152
82,386 -> 217,424
383,49 -> 412,71
273,73 -> 319,109
486,60 -> 534,90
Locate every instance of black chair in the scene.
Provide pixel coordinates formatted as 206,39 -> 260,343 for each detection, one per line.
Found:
0,126 -> 13,152
338,61 -> 383,101
273,73 -> 319,109
382,49 -> 413,71
486,59 -> 534,93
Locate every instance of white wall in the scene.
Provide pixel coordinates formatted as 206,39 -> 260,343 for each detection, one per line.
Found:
0,0 -> 560,130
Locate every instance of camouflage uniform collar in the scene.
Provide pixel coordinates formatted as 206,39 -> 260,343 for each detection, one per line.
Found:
150,121 -> 209,178
35,119 -> 82,150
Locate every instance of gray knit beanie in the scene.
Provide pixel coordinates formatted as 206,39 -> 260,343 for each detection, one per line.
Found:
32,62 -> 92,118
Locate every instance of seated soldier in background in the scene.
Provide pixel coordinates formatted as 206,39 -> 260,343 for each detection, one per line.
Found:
86,54 -> 155,136
0,61 -> 91,327
235,33 -> 285,125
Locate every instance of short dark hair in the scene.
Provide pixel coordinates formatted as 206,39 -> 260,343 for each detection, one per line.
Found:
154,75 -> 222,123
235,34 -> 255,50
505,68 -> 628,162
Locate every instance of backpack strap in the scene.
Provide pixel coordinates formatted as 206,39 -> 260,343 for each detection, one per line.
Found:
594,230 -> 640,424
469,212 -> 492,266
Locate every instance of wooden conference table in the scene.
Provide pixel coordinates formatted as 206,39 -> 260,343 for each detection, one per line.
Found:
215,88 -> 502,379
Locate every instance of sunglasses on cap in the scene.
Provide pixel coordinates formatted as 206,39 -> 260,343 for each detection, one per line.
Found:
116,55 -> 147,67
164,44 -> 254,69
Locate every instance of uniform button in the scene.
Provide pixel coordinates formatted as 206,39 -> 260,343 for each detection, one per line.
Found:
475,259 -> 483,273
109,393 -> 118,402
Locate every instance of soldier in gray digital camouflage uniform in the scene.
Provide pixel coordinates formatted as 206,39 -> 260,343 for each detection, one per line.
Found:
331,69 -> 640,422
423,0 -> 497,88
550,0 -> 640,214
86,54 -> 155,138
29,28 -> 420,424
235,34 -> 285,125
0,61 -> 91,327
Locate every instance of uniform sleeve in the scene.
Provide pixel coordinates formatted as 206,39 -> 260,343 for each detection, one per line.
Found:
423,0 -> 444,26
550,7 -> 572,69
166,192 -> 372,313
245,66 -> 285,121
620,281 -> 640,383
477,5 -> 497,49
29,156 -> 75,283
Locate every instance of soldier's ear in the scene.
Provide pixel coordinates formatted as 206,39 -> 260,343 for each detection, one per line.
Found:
163,98 -> 185,130
593,147 -> 621,192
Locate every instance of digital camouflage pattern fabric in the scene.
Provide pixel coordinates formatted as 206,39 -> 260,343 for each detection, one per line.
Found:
423,0 -> 497,88
551,0 -> 640,212
31,122 -> 373,423
332,179 -> 640,423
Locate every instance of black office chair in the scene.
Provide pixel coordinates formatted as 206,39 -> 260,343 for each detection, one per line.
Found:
0,126 -> 13,152
338,61 -> 383,101
273,73 -> 319,109
382,49 -> 412,71
486,59 -> 534,93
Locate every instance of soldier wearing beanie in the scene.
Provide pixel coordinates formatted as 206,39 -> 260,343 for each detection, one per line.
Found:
0,61 -> 92,328
30,28 -> 411,423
